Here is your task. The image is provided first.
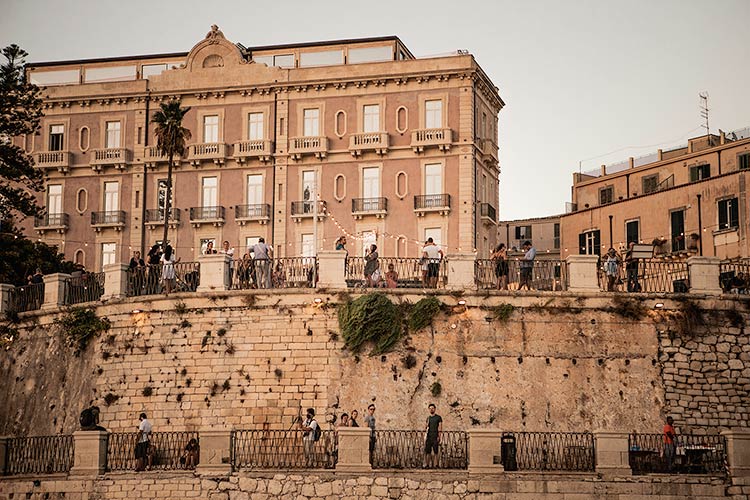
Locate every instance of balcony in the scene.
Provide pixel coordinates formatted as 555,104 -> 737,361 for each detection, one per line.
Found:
477,138 -> 499,167
188,143 -> 228,167
411,128 -> 452,153
189,206 -> 225,227
480,203 -> 497,226
414,194 -> 451,216
144,208 -> 181,230
144,146 -> 181,170
348,132 -> 389,157
289,136 -> 328,160
34,213 -> 69,234
235,204 -> 271,225
351,197 -> 388,219
233,140 -> 273,163
91,210 -> 126,232
290,200 -> 327,222
90,148 -> 131,172
35,151 -> 71,174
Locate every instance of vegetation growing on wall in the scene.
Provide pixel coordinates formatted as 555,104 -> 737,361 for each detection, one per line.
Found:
338,293 -> 402,355
54,307 -> 111,355
407,297 -> 442,331
611,296 -> 647,320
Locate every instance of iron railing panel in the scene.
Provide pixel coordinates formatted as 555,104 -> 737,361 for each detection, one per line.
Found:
231,429 -> 337,470
232,257 -> 317,289
106,431 -> 199,471
628,433 -> 726,475
370,430 -> 467,470
345,257 -> 447,288
507,431 -> 595,472
7,283 -> 45,313
65,272 -> 105,305
599,259 -> 689,293
5,435 -> 74,475
475,259 -> 567,291
126,262 -> 200,296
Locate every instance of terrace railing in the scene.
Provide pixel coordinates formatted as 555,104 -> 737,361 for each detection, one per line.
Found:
126,262 -> 200,296
370,430 -> 468,470
504,431 -> 595,472
720,260 -> 750,294
599,259 -> 689,293
345,257 -> 447,288
232,257 -> 317,289
4,435 -> 74,475
7,282 -> 45,313
475,259 -> 567,291
628,433 -> 726,475
65,272 -> 105,305
231,429 -> 337,469
106,431 -> 199,471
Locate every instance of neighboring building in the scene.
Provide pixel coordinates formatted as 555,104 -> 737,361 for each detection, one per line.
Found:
561,129 -> 750,260
497,214 -> 561,260
19,27 -> 503,270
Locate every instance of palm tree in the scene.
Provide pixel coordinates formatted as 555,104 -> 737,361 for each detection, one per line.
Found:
152,100 -> 191,248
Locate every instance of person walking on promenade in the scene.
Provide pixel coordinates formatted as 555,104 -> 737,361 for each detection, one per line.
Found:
663,416 -> 676,471
424,403 -> 443,468
252,237 -> 273,289
299,408 -> 320,466
519,241 -> 536,290
364,404 -> 377,460
135,413 -> 152,472
491,243 -> 509,290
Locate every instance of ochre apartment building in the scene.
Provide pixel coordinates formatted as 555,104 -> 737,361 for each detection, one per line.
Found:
20,27 -> 503,270
497,214 -> 561,260
561,129 -> 750,260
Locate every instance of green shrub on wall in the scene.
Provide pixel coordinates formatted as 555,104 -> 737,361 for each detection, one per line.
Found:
408,296 -> 442,332
55,307 -> 111,355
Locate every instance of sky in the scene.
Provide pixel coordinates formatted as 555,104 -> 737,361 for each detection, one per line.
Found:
3,0 -> 749,220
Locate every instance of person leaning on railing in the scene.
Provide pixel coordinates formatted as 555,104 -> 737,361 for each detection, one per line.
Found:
625,242 -> 641,292
519,241 -> 536,290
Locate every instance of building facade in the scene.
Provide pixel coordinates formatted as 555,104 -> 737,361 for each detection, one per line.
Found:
17,27 -> 503,271
561,129 -> 750,260
497,214 -> 561,260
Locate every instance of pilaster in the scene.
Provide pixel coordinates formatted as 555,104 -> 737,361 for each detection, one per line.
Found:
446,253 -> 476,291
566,255 -> 600,292
197,253 -> 231,292
687,256 -> 722,295
317,250 -> 347,289
70,430 -> 108,477
196,428 -> 232,475
468,429 -> 504,474
42,273 -> 71,311
594,430 -> 631,477
102,263 -> 129,301
336,427 -> 372,473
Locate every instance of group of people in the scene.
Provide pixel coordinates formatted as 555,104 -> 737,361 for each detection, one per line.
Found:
602,242 -> 642,292
490,240 -> 537,290
128,244 -> 189,295
300,403 -> 445,468
337,236 -> 444,289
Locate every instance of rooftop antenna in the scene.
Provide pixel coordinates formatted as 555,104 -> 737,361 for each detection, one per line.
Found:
699,91 -> 709,136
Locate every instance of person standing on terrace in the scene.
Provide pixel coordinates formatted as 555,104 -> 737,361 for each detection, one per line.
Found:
519,241 -> 536,290
663,416 -> 676,471
364,244 -> 379,287
422,238 -> 444,288
221,240 -> 235,283
491,243 -> 509,290
252,237 -> 273,289
604,247 -> 622,292
424,403 -> 443,468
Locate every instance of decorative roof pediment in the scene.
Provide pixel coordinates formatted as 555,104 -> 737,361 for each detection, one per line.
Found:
184,25 -> 246,71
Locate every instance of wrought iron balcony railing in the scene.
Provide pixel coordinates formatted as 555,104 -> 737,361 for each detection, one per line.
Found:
235,204 -> 271,224
144,208 -> 181,225
91,210 -> 126,230
351,197 -> 388,217
189,206 -> 226,226
480,203 -> 497,224
414,194 -> 451,215
34,213 -> 70,232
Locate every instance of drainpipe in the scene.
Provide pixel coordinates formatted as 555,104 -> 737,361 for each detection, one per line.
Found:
270,93 -> 277,250
140,87 -> 150,257
697,194 -> 703,256
608,215 -> 613,249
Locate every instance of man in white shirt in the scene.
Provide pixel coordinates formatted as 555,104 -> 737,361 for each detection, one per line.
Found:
299,408 -> 319,465
221,240 -> 236,285
422,238 -> 444,288
135,412 -> 152,471
252,237 -> 273,289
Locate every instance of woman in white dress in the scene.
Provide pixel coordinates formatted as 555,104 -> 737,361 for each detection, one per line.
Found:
161,245 -> 180,295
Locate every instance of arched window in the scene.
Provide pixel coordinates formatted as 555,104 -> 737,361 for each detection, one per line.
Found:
74,249 -> 85,266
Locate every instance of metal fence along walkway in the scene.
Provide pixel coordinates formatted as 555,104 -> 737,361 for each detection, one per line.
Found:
4,435 -> 74,475
106,431 -> 199,471
231,429 -> 337,469
370,430 -> 468,469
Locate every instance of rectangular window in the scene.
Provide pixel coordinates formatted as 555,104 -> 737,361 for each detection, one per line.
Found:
299,50 -> 343,67
247,174 -> 263,205
362,167 -> 380,198
273,54 -> 294,68
689,164 -> 710,182
515,225 -> 532,240
203,115 -> 219,142
481,174 -> 487,202
363,104 -> 380,133
202,177 -> 217,207
248,112 -> 264,140
362,231 -> 376,256
301,233 -> 315,257
671,210 -> 685,252
739,153 -> 750,170
718,198 -> 739,230
579,230 -> 601,256
481,112 -> 487,138
245,236 -> 260,254
104,181 -> 119,212
599,186 -> 614,205
425,100 -> 442,129
553,223 -> 560,249
642,174 -> 659,194
47,184 -> 62,215
200,238 -> 216,255
101,243 -> 116,269
105,121 -> 121,148
157,179 -> 173,213
424,227 -> 442,248
49,125 -> 64,151
302,170 -> 316,212
626,220 -> 640,245
424,163 -> 442,195
303,109 -> 319,136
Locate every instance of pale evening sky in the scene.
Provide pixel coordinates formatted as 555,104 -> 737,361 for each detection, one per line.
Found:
3,0 -> 749,220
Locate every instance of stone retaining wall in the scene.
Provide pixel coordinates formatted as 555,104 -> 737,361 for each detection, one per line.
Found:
0,471 -> 742,500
